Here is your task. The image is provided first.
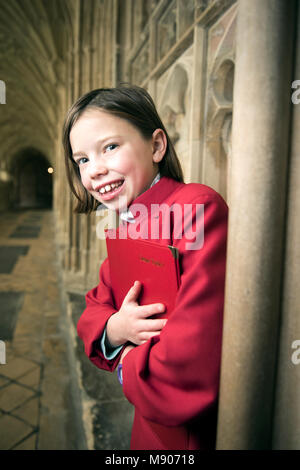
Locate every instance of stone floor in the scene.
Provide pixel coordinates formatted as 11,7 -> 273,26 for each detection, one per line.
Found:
0,209 -> 86,450
0,208 -> 133,450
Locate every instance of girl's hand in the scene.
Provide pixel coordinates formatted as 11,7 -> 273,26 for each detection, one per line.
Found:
106,280 -> 167,347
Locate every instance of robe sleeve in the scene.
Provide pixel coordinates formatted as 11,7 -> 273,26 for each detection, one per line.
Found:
122,194 -> 228,426
77,257 -> 127,371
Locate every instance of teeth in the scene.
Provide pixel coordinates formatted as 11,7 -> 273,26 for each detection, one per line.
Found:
99,180 -> 123,194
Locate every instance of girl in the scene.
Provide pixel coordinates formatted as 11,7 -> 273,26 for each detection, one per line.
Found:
63,85 -> 228,450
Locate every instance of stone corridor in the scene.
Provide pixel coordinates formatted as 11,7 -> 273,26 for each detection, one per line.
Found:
0,210 -> 86,449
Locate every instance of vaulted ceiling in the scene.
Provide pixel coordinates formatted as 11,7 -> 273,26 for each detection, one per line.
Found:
0,0 -> 74,168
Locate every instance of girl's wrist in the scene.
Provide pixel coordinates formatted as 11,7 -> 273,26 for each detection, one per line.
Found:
106,311 -> 126,347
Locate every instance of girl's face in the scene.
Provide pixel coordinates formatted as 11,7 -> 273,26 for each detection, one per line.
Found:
70,108 -> 165,212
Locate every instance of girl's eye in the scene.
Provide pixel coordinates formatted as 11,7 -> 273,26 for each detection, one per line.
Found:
77,157 -> 88,165
105,143 -> 118,152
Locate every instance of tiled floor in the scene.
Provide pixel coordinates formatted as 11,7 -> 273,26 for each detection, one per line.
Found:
0,354 -> 41,449
0,210 -> 85,450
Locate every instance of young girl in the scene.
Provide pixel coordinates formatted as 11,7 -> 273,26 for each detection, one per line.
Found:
63,85 -> 228,450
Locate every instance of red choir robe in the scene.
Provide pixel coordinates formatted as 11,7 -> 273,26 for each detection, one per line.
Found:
77,176 -> 228,450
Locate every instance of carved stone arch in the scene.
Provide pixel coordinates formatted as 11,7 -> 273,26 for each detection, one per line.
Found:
203,4 -> 237,200
206,107 -> 231,199
212,57 -> 235,106
159,64 -> 189,144
205,55 -> 234,201
208,55 -> 235,151
157,46 -> 195,179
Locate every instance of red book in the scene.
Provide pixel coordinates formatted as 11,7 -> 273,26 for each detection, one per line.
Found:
105,230 -> 181,318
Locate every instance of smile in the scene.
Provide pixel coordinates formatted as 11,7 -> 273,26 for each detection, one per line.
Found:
96,179 -> 125,201
99,179 -> 124,194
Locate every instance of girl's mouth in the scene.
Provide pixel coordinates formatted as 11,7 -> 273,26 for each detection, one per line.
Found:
98,179 -> 125,201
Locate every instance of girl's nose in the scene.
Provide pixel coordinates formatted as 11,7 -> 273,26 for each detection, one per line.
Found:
88,158 -> 108,178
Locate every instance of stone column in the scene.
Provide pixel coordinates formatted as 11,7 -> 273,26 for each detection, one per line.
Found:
68,0 -> 81,273
189,24 -> 206,183
216,0 -> 296,449
272,1 -> 300,450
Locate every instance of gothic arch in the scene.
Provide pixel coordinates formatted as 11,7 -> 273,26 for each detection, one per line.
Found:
9,147 -> 53,209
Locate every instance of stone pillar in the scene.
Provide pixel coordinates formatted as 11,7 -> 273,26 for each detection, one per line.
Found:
216,0 -> 296,449
189,24 -> 206,184
272,1 -> 300,450
68,0 -> 81,273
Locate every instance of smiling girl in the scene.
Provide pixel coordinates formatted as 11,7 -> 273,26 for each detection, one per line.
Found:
63,85 -> 228,450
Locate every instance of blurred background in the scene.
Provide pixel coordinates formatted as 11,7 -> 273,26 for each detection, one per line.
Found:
0,0 -> 299,450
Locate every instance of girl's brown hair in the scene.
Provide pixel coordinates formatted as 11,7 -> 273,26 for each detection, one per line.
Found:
63,85 -> 184,213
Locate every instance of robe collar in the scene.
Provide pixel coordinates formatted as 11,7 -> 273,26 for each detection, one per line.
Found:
126,175 -> 182,224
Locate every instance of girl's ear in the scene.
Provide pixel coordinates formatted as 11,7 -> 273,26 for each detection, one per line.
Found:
152,129 -> 167,163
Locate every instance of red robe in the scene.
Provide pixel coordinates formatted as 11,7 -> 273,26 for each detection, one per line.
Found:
77,176 -> 228,450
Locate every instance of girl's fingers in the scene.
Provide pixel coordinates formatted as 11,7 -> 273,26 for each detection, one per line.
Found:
139,330 -> 166,344
138,303 -> 165,317
139,319 -> 167,332
123,280 -> 142,304
132,320 -> 168,345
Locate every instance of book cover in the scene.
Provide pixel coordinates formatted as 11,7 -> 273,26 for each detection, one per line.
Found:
105,230 -> 181,318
